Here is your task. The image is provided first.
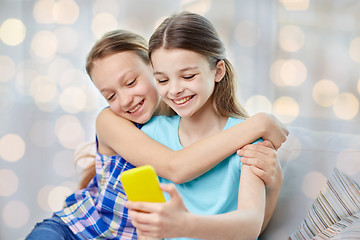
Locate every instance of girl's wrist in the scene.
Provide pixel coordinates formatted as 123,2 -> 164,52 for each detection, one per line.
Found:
181,212 -> 198,238
250,113 -> 268,138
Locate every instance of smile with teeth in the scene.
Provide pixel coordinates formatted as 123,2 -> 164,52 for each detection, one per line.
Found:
172,96 -> 193,105
128,100 -> 144,113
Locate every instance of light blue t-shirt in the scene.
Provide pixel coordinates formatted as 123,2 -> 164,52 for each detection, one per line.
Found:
142,115 -> 260,240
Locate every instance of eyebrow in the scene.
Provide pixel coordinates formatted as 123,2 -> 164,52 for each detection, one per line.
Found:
153,66 -> 198,75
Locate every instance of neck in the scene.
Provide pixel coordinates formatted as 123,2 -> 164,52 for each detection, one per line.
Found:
178,106 -> 228,147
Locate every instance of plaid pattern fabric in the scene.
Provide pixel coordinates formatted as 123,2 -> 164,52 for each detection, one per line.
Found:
289,168 -> 360,240
56,124 -> 141,240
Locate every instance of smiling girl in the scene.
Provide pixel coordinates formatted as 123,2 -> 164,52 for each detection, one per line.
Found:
126,12 -> 280,240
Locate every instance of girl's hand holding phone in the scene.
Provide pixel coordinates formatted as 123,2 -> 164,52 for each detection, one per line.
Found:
125,184 -> 190,239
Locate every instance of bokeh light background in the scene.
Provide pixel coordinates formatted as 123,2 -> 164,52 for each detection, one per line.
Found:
0,0 -> 359,239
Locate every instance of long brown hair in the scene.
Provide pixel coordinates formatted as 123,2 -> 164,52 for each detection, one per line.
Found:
149,12 -> 248,118
78,30 -> 151,189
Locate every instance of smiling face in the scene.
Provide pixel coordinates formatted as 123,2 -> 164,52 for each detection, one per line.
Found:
91,51 -> 159,124
151,48 -> 224,119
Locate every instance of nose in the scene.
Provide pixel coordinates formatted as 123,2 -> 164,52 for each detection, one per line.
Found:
168,80 -> 184,97
118,90 -> 133,109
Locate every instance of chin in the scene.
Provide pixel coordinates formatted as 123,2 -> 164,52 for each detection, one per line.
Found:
136,114 -> 152,124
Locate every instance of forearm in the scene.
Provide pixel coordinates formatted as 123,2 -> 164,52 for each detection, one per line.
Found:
180,166 -> 265,240
261,184 -> 282,232
166,117 -> 267,183
98,108 -> 281,184
170,113 -> 287,183
183,210 -> 263,240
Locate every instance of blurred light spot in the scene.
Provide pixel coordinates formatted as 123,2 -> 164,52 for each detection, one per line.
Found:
93,0 -> 120,17
48,186 -> 72,212
0,169 -> 18,196
279,0 -> 309,10
74,141 -> 96,169
270,59 -> 286,86
53,0 -> 79,24
349,37 -> 360,64
57,67 -> 99,112
31,75 -> 58,105
179,0 -> 211,15
53,150 -> 76,177
270,59 -> 307,86
60,87 -> 86,113
61,181 -> 78,192
33,0 -> 55,24
2,201 -> 29,228
82,84 -> 103,112
273,96 -> 299,123
59,68 -> 88,89
55,115 -> 85,149
0,134 -> 25,162
235,21 -> 261,47
0,18 -> 26,46
312,79 -> 339,107
302,172 -> 327,199
92,13 -> 118,39
336,150 -> 360,176
280,59 -> 307,86
333,93 -> 359,120
54,27 -> 78,54
48,57 -> 73,79
0,56 -> 15,83
31,31 -> 58,59
29,120 -> 55,147
245,95 -> 272,115
37,185 -> 55,211
278,25 -> 305,52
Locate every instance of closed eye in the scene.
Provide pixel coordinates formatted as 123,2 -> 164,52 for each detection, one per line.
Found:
107,93 -> 115,101
157,79 -> 168,84
126,78 -> 136,86
183,74 -> 196,80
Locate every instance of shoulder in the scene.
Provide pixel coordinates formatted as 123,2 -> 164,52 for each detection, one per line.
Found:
224,116 -> 246,129
96,107 -> 114,124
143,115 -> 179,129
96,107 -> 131,128
142,115 -> 180,136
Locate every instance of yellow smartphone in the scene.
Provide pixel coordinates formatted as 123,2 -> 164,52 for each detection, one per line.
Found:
120,165 -> 166,202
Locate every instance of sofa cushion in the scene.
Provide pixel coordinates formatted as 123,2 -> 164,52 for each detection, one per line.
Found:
289,168 -> 360,239
259,127 -> 360,240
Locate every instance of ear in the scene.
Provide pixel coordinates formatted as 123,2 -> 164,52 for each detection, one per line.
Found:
214,60 -> 226,83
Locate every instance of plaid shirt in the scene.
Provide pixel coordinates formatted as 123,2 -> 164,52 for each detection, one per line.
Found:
56,125 -> 141,240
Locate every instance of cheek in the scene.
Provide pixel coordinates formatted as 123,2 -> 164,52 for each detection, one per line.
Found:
109,103 -> 122,116
147,88 -> 159,106
155,84 -> 167,98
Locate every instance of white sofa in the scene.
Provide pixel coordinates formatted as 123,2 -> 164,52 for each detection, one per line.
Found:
260,127 -> 360,239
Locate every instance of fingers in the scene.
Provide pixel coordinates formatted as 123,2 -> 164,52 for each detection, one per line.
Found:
249,166 -> 272,185
160,183 -> 183,204
237,143 -> 277,184
126,201 -> 162,214
258,140 -> 275,149
237,143 -> 276,161
160,183 -> 177,196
